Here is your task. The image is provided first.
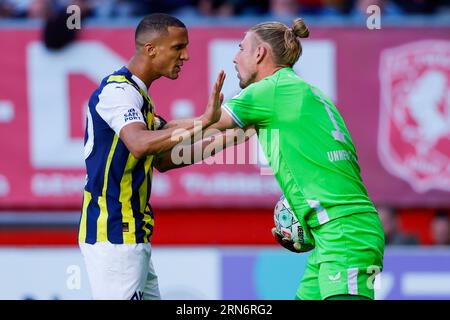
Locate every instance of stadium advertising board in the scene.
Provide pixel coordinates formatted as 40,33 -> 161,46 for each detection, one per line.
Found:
0,27 -> 449,209
0,247 -> 448,300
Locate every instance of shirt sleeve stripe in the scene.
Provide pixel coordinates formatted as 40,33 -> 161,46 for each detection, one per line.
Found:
222,104 -> 245,128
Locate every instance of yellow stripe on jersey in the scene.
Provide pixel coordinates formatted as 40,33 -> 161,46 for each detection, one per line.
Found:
78,190 -> 92,243
105,74 -> 155,243
107,75 -> 134,86
146,109 -> 154,130
97,135 -> 119,242
107,75 -> 153,106
139,108 -> 155,242
142,209 -> 155,243
120,153 -> 138,244
139,155 -> 154,242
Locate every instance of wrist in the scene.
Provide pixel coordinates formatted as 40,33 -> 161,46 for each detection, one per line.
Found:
198,115 -> 212,128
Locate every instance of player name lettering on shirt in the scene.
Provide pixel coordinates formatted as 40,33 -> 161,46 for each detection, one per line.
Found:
124,108 -> 141,122
327,150 -> 355,162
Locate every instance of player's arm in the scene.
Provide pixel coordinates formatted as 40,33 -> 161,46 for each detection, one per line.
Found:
153,106 -> 250,172
208,80 -> 274,136
157,78 -> 271,145
120,71 -> 225,159
157,117 -> 203,130
159,100 -> 239,141
153,84 -> 270,171
153,126 -> 255,172
152,101 -> 243,171
120,119 -> 205,159
205,108 -> 239,132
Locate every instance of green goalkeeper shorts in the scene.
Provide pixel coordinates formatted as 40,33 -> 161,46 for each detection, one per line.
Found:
296,212 -> 385,300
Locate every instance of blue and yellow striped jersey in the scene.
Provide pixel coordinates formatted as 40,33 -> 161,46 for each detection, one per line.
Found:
79,67 -> 156,244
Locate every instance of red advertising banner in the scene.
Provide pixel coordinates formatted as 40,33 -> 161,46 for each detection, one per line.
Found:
0,26 -> 449,209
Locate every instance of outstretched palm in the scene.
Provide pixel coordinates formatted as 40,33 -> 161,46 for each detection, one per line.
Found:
204,70 -> 225,125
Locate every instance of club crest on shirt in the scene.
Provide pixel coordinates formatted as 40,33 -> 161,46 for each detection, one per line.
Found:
378,40 -> 450,192
124,108 -> 142,122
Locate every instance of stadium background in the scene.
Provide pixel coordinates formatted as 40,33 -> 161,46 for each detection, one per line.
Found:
0,0 -> 449,300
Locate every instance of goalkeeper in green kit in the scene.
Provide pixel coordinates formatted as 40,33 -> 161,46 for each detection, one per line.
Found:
157,18 -> 384,300
217,17 -> 384,301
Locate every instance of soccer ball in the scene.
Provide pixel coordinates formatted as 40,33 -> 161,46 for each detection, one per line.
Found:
274,195 -> 314,250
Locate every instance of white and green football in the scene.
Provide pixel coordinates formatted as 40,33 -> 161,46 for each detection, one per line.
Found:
274,195 -> 314,251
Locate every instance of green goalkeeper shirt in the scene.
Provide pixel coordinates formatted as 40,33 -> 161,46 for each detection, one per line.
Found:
223,67 -> 377,230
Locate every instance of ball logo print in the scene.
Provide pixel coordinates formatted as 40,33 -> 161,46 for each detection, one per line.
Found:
273,195 -> 313,251
378,41 -> 450,193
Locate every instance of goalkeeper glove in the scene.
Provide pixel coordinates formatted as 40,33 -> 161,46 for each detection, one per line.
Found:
271,227 -> 314,253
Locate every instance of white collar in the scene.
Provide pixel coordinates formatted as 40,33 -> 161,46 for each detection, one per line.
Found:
131,74 -> 148,93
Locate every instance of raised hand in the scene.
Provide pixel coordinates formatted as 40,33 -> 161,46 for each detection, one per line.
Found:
203,70 -> 225,126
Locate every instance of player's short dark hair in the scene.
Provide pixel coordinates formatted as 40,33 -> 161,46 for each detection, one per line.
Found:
135,13 -> 186,42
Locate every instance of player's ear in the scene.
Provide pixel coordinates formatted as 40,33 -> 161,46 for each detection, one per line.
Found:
255,45 -> 267,64
144,42 -> 157,58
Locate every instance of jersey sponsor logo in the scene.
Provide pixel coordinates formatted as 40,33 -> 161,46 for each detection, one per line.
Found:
379,40 -> 450,192
327,149 -> 355,162
124,108 -> 142,122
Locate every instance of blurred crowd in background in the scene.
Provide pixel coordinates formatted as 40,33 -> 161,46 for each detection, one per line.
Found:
379,207 -> 450,246
1,0 -> 450,19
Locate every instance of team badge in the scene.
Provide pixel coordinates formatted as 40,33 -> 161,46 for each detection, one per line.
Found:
378,40 -> 450,192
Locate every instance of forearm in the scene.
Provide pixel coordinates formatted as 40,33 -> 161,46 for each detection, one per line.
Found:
124,71 -> 226,159
163,117 -> 225,143
154,134 -> 225,172
155,128 -> 255,172
124,116 -> 211,158
147,116 -> 209,154
162,118 -> 202,130
202,109 -> 239,138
